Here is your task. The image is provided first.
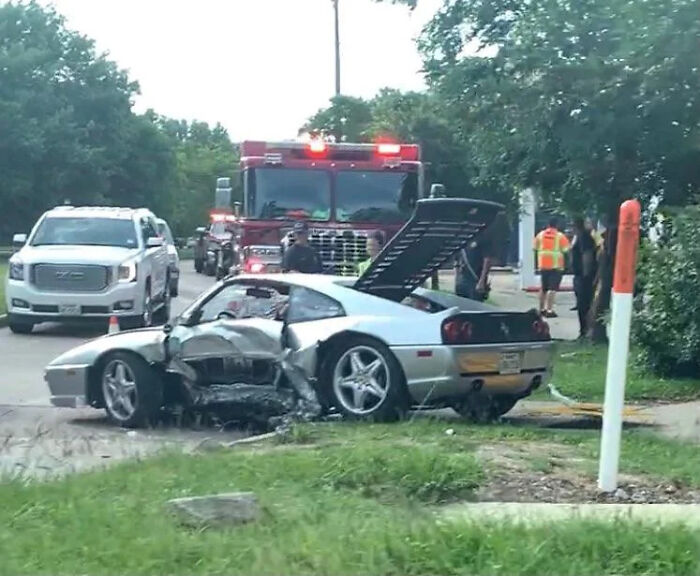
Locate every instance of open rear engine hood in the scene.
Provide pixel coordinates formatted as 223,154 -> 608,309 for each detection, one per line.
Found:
353,198 -> 505,302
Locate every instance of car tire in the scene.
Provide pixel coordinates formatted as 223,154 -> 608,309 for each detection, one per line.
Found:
8,317 -> 34,335
124,286 -> 153,330
153,282 -> 171,325
453,394 -> 518,423
320,335 -> 407,422
170,280 -> 179,298
194,258 -> 203,274
205,261 -> 216,277
99,351 -> 163,428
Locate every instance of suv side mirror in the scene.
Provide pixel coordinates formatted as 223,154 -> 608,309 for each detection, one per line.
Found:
196,227 -> 207,236
146,236 -> 164,248
12,234 -> 27,247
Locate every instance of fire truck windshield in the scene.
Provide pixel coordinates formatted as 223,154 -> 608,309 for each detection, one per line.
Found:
335,171 -> 418,224
248,168 -> 331,221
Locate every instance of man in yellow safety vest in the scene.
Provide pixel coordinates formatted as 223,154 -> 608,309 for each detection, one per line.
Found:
533,216 -> 570,318
357,230 -> 386,276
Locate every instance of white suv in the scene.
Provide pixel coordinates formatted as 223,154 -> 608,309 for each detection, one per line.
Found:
6,206 -> 170,334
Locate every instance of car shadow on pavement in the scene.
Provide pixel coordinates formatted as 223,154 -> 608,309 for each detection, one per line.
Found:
30,322 -> 107,338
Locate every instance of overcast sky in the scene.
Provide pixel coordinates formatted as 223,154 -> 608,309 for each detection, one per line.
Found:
40,0 -> 442,141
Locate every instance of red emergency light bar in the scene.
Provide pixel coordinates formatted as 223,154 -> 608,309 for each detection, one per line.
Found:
210,211 -> 236,222
241,140 -> 420,162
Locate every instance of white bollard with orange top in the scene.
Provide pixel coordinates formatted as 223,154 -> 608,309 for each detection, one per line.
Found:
598,199 -> 641,492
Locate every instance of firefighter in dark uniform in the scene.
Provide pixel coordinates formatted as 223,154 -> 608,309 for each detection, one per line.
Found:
282,221 -> 323,274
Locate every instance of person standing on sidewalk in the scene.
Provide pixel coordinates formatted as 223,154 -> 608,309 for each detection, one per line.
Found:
282,221 -> 323,274
455,212 -> 510,302
533,216 -> 570,317
571,217 -> 598,338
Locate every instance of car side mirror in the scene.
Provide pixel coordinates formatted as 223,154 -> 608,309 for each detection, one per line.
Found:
13,233 -> 27,247
146,236 -> 164,248
196,227 -> 207,236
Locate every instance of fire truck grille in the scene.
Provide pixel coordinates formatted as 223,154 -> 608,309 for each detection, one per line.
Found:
287,230 -> 370,276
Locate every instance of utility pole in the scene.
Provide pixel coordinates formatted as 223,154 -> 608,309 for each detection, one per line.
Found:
333,0 -> 341,96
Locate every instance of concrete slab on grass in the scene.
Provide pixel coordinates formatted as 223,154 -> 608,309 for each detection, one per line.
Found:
439,502 -> 700,527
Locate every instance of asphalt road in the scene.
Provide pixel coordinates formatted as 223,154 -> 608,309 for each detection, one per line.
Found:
0,263 -> 216,406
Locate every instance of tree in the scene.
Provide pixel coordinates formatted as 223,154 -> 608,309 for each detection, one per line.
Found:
152,115 -> 239,237
0,1 -> 240,241
301,89 -> 510,208
0,1 -> 178,237
389,0 -> 700,340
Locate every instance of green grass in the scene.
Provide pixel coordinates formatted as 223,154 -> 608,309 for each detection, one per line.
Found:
2,420 -> 700,575
537,341 -> 700,403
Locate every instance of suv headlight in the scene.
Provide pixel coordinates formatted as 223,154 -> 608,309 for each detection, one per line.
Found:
117,260 -> 137,283
9,258 -> 24,281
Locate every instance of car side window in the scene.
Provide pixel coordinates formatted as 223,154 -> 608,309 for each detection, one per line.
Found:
286,286 -> 345,324
141,217 -> 157,244
198,283 -> 289,323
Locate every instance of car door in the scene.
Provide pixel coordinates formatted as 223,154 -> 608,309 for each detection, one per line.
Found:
171,281 -> 289,364
141,216 -> 167,297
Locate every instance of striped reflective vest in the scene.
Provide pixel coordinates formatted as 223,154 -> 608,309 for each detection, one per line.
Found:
356,258 -> 371,276
533,227 -> 570,270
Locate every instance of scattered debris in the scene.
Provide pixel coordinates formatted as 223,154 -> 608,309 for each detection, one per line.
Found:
445,428 -> 455,436
167,492 -> 260,528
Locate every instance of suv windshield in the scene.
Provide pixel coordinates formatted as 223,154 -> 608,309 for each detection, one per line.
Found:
31,217 -> 139,248
248,168 -> 331,221
335,171 -> 418,223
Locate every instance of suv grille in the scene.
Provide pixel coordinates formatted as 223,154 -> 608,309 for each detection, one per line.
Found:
32,264 -> 109,292
286,229 -> 370,276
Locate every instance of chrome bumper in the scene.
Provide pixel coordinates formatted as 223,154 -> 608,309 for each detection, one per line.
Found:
44,363 -> 90,408
391,341 -> 553,404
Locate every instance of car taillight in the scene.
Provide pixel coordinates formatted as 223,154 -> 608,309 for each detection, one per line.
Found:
441,318 -> 473,344
532,318 -> 550,339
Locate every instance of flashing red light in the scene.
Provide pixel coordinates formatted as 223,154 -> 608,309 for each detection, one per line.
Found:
210,213 -> 226,222
308,140 -> 327,154
245,258 -> 265,274
377,143 -> 401,155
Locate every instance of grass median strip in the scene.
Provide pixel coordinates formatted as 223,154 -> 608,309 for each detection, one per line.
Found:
538,341 -> 700,403
1,419 -> 700,575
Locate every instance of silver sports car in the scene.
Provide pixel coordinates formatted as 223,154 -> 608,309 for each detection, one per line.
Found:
44,198 -> 554,428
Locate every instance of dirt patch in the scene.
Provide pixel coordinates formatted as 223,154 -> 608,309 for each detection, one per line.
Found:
475,441 -> 700,504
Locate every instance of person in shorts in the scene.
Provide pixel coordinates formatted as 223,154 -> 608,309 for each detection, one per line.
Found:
533,216 -> 570,317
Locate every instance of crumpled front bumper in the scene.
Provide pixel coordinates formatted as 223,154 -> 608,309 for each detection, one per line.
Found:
45,363 -> 90,408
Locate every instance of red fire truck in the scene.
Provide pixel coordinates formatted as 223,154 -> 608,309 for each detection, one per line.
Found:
230,139 -> 424,276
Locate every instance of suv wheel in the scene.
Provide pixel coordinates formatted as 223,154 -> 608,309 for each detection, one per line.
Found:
194,258 -> 203,274
9,316 -> 34,335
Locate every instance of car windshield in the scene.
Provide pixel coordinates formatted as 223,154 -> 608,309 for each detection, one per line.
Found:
157,221 -> 174,244
335,171 -> 418,223
248,168 -> 331,221
31,217 -> 138,248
